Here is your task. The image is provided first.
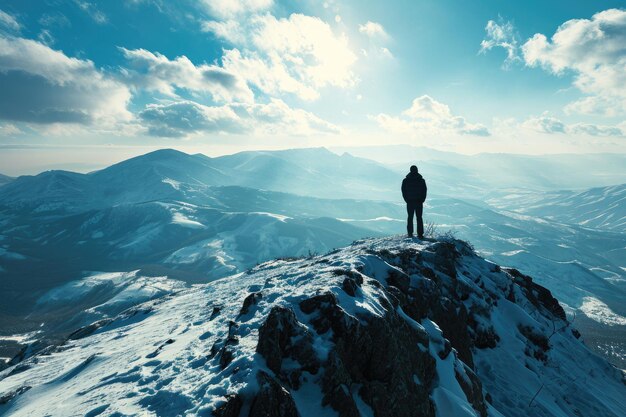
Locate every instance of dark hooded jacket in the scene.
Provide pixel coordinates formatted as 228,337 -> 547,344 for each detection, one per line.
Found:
402,171 -> 427,203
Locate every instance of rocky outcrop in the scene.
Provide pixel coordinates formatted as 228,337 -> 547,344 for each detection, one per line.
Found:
256,306 -> 320,388
248,371 -> 299,417
4,236 -> 601,417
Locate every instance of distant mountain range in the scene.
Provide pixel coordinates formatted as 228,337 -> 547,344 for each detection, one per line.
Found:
0,147 -> 624,369
488,184 -> 626,231
333,145 -> 626,195
0,174 -> 13,187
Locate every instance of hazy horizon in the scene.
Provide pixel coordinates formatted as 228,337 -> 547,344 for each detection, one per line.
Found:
2,143 -> 626,177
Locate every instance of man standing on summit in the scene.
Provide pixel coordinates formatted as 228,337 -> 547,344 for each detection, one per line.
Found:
402,165 -> 427,238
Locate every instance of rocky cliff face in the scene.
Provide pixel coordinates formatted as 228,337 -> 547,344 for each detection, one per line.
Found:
0,236 -> 624,417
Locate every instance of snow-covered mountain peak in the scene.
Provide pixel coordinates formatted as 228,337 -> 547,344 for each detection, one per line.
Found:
1,236 -> 624,417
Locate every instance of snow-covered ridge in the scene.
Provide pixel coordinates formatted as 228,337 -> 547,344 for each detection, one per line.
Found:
0,236 -> 624,417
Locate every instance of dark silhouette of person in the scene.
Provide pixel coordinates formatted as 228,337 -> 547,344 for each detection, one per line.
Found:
401,165 -> 427,238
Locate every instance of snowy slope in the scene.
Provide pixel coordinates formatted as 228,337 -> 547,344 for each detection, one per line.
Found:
488,184 -> 626,231
0,237 -> 623,417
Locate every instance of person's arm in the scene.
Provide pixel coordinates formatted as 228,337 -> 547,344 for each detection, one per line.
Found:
401,179 -> 408,202
422,180 -> 427,202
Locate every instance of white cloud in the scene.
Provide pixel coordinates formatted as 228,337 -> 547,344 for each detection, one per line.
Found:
480,19 -> 520,68
139,101 -> 244,137
211,13 -> 358,100
522,9 -> 626,116
0,123 -> 22,136
358,21 -> 389,40
373,95 -> 490,137
139,99 -> 340,138
222,48 -> 319,101
0,35 -> 131,125
521,114 -> 566,134
520,113 -> 623,136
0,9 -> 20,32
569,123 -> 623,137
232,98 -> 340,135
200,0 -> 273,19
74,1 -> 108,24
120,48 -> 254,103
201,20 -> 245,43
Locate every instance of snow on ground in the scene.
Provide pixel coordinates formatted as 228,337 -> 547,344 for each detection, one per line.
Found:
0,236 -> 624,417
249,212 -> 291,222
580,296 -> 626,326
36,272 -> 141,305
171,212 -> 205,229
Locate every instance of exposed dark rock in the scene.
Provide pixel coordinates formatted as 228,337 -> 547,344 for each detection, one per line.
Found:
473,326 -> 500,349
0,385 -> 31,405
455,364 -> 488,417
67,319 -> 113,340
256,306 -> 319,387
219,346 -> 234,369
226,321 -> 239,345
145,339 -> 175,359
437,339 -> 452,360
431,299 -> 474,368
386,269 -> 410,292
518,325 -> 550,352
332,269 -> 364,286
342,277 -> 358,297
321,355 -> 360,417
212,394 -> 242,417
240,292 -> 263,316
504,268 -> 566,321
209,306 -> 222,320
321,301 -> 436,417
421,266 -> 436,280
299,292 -> 345,336
248,371 -> 300,417
431,242 -> 458,278
299,291 -> 338,315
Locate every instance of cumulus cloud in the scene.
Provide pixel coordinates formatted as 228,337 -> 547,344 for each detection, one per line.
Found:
120,48 -> 254,103
0,9 -> 20,32
569,123 -> 623,137
139,99 -> 340,138
521,114 -> 566,134
232,98 -> 340,135
200,0 -> 273,19
207,13 -> 358,100
0,35 -> 131,125
373,95 -> 490,137
139,101 -> 244,137
520,113 -> 623,136
201,20 -> 245,43
480,19 -> 520,68
359,21 -> 389,40
521,9 -> 626,116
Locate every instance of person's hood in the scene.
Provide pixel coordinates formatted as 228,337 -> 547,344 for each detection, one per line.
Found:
406,171 -> 423,179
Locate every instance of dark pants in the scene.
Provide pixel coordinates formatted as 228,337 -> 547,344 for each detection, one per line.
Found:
406,201 -> 424,237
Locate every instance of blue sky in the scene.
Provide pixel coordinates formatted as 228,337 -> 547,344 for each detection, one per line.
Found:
0,0 -> 625,173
